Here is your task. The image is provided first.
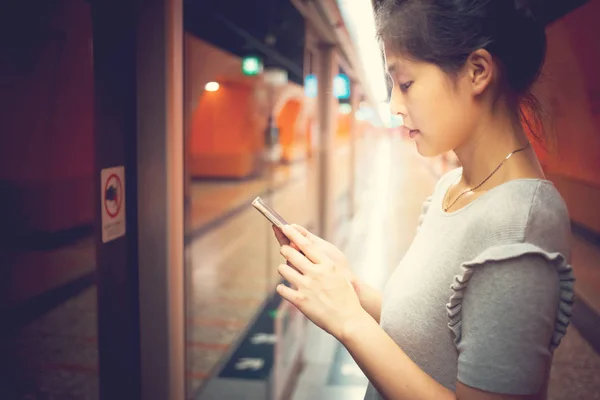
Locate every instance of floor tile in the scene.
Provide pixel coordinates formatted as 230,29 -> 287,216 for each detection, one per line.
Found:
548,364 -> 600,400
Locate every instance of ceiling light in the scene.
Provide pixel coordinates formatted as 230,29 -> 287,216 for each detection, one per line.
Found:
205,82 -> 220,92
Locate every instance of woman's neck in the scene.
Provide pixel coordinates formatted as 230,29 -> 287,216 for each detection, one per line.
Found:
454,103 -> 531,188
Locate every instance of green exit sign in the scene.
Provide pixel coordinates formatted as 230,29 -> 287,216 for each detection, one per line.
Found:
242,55 -> 263,76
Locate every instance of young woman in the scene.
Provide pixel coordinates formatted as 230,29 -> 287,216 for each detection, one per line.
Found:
273,0 -> 575,399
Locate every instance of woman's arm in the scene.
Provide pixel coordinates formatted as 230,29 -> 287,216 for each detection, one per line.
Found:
352,279 -> 383,323
342,311 -> 456,400
341,312 -> 535,400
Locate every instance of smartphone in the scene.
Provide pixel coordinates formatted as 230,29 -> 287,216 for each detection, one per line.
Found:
251,196 -> 288,229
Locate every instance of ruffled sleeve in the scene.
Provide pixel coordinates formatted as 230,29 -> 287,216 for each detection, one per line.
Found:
446,243 -> 575,394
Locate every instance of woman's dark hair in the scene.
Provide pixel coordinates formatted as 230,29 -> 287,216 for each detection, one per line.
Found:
375,0 -> 548,144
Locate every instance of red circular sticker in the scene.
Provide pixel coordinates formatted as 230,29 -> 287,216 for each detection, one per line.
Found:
104,173 -> 123,218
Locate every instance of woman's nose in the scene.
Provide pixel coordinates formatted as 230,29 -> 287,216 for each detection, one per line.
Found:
389,88 -> 407,117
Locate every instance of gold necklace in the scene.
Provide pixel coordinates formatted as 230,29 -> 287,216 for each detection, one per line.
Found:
443,142 -> 531,212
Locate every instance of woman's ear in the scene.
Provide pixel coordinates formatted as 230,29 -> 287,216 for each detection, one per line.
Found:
465,48 -> 495,96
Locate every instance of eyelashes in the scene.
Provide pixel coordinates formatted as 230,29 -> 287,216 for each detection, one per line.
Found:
387,74 -> 413,95
399,81 -> 413,93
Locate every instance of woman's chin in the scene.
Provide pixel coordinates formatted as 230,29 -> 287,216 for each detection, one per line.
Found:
415,140 -> 450,158
414,140 -> 436,158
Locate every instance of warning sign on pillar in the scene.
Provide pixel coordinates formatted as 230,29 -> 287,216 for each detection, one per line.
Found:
101,166 -> 126,243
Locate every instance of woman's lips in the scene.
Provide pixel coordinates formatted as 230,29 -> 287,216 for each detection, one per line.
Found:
401,126 -> 420,138
409,129 -> 420,139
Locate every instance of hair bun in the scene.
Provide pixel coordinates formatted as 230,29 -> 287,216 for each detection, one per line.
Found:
506,1 -> 546,94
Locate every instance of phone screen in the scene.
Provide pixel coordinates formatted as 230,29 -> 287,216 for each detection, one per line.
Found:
251,197 -> 288,229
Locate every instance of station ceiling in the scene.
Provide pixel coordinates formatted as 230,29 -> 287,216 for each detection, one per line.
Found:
184,0 -> 305,84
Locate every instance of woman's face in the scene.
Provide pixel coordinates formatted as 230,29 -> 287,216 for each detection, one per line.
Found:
384,45 -> 478,157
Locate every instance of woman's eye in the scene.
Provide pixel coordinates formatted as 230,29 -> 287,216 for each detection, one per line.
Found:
399,81 -> 413,93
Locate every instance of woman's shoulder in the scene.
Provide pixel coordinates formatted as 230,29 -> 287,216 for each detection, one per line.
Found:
525,180 -> 571,242
485,178 -> 571,254
430,169 -> 571,253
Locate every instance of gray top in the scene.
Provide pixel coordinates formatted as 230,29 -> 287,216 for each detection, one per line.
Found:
364,168 -> 575,399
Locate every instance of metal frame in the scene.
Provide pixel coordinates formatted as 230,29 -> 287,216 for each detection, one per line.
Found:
92,0 -> 185,398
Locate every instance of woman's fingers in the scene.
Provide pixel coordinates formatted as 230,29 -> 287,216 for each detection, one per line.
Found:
273,225 -> 302,251
276,283 -> 304,307
290,224 -> 310,236
273,226 -> 302,267
272,225 -> 289,246
290,224 -> 320,243
277,263 -> 307,289
291,224 -> 327,247
287,224 -> 311,250
272,225 -> 300,250
281,225 -> 329,266
280,245 -> 314,273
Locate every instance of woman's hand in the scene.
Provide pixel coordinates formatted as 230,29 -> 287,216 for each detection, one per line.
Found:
272,224 -> 360,291
273,224 -> 383,323
275,225 -> 369,340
